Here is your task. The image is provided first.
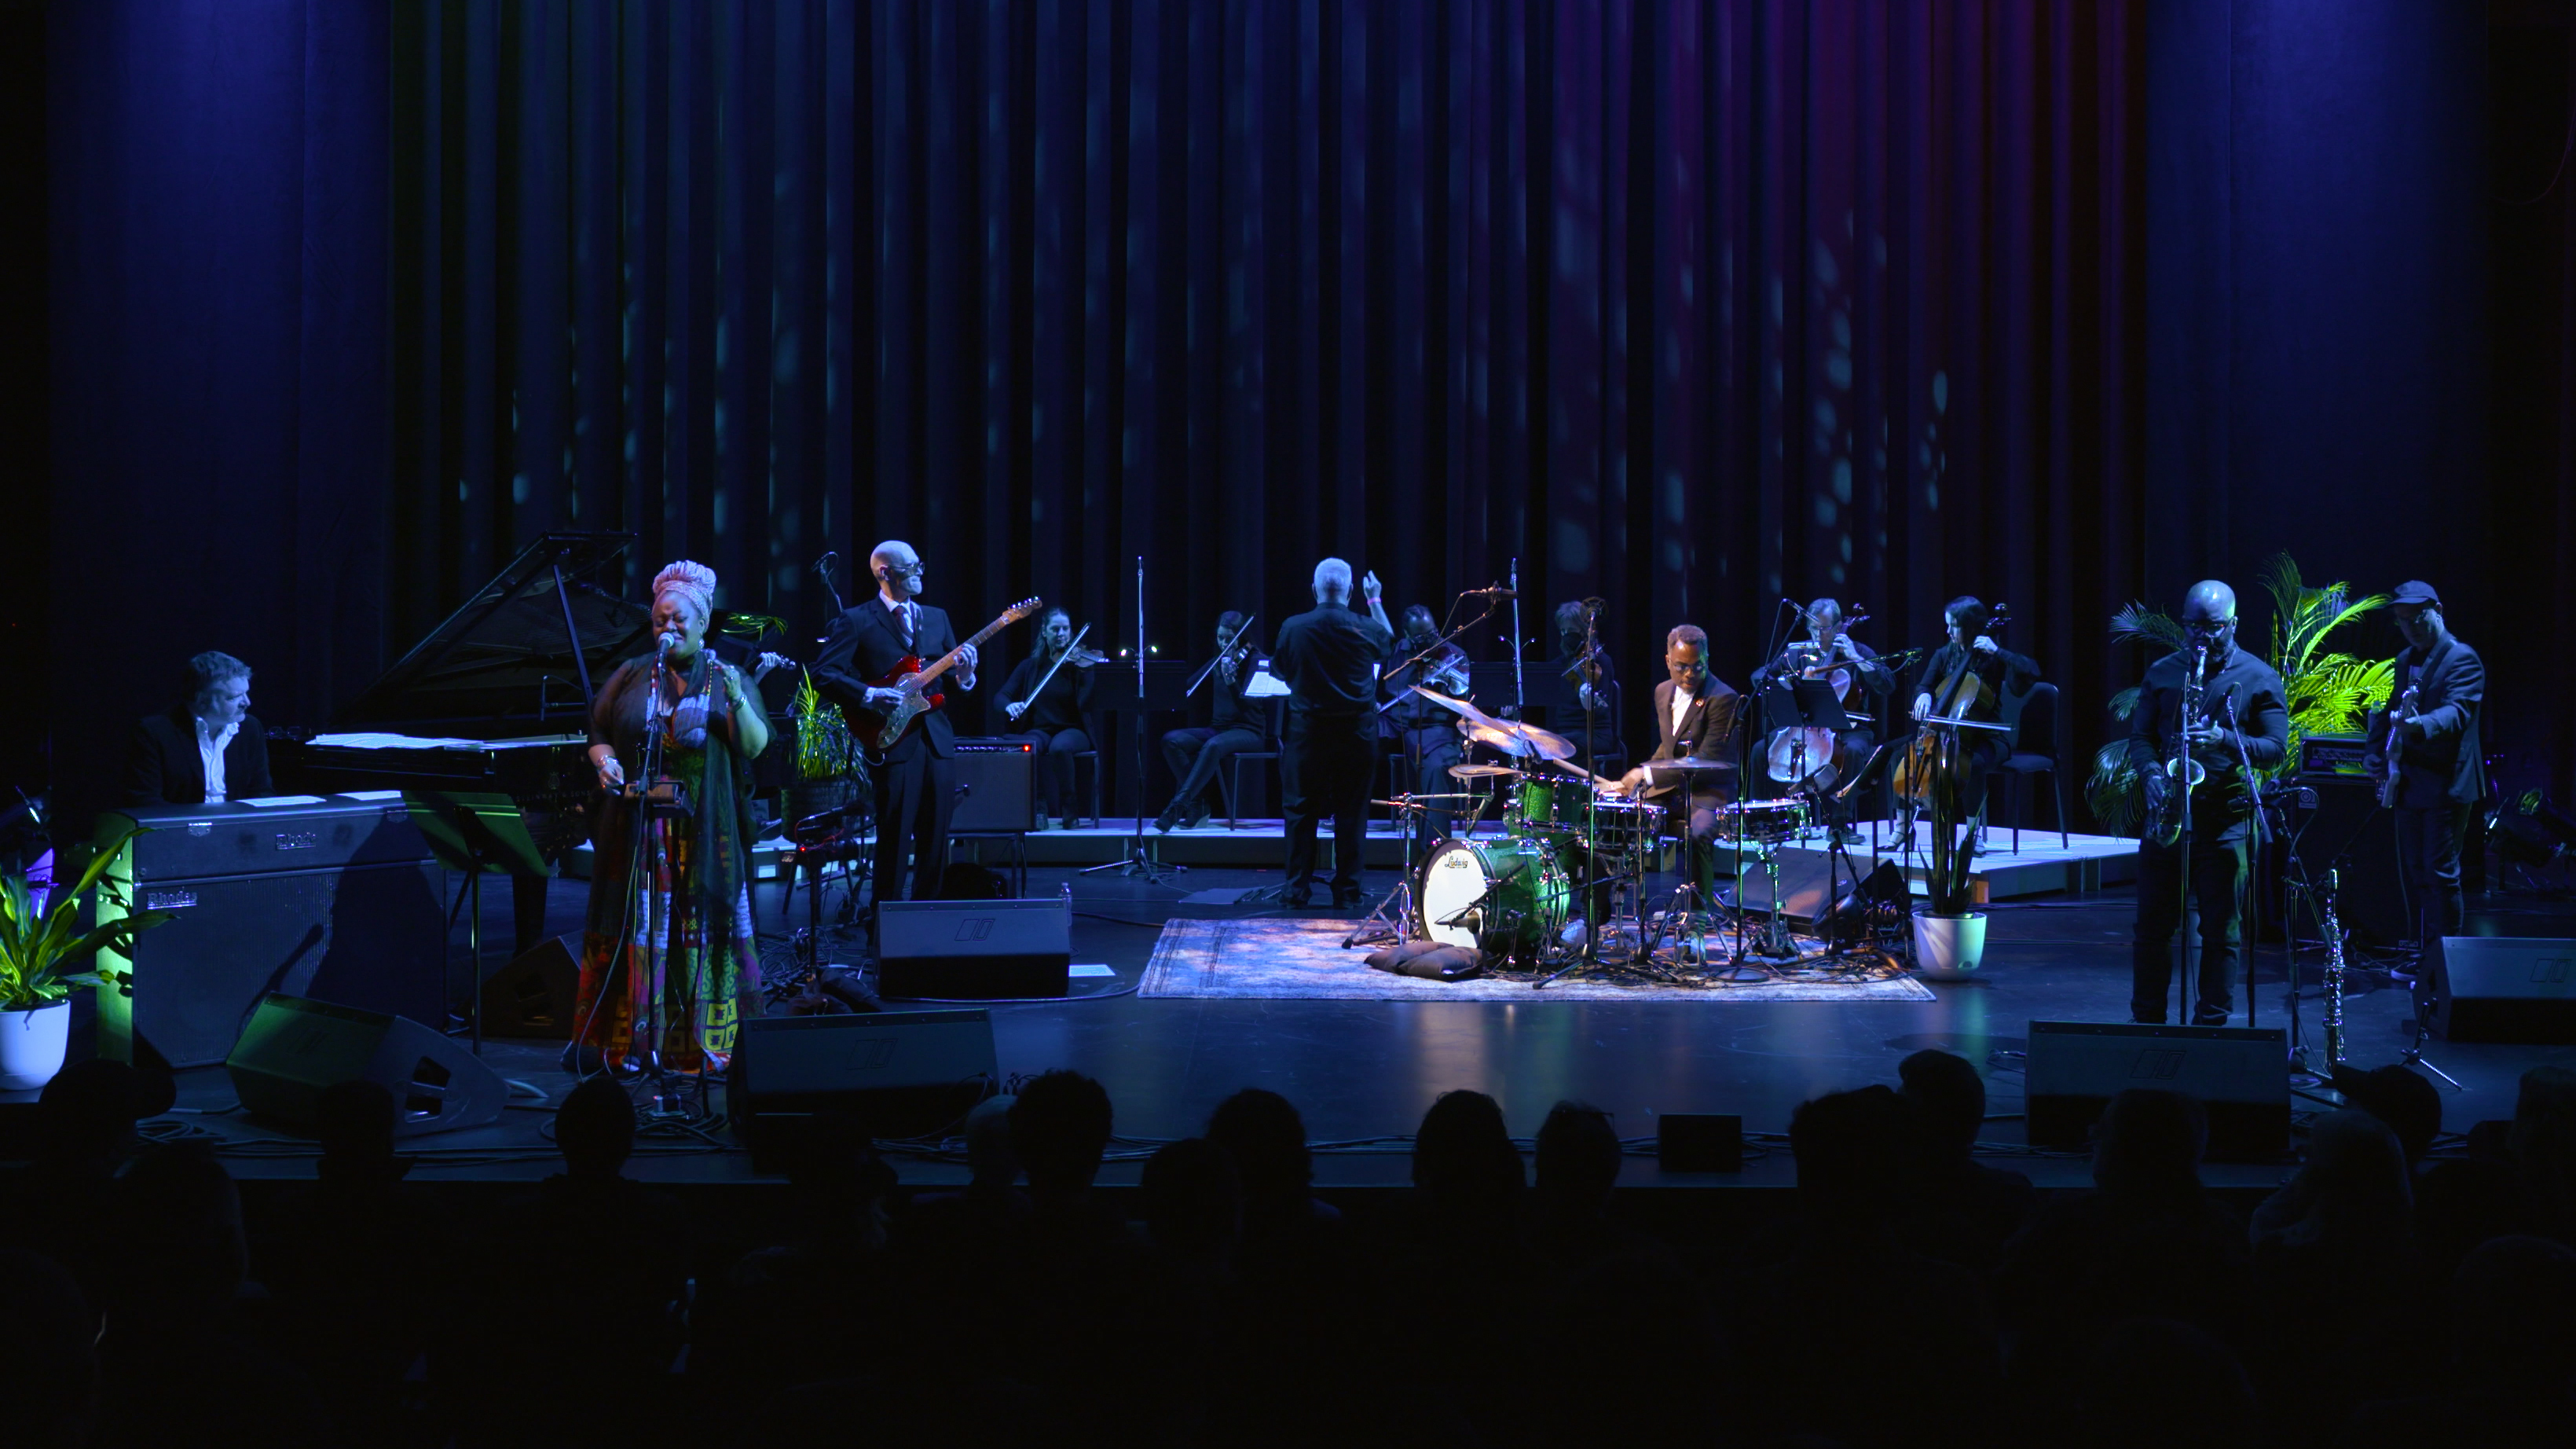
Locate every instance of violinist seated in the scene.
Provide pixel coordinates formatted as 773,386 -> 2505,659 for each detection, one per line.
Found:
1383,604 -> 1472,848
997,607 -> 1097,829
1752,597 -> 1891,793
1609,625 -> 1740,886
1907,596 -> 2040,828
1157,611 -> 1269,832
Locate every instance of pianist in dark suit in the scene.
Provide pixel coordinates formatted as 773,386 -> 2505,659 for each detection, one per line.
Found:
814,539 -> 979,928
126,651 -> 272,805
574,560 -> 773,1074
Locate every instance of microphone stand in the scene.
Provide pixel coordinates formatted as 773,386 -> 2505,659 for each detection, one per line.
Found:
1084,555 -> 1182,882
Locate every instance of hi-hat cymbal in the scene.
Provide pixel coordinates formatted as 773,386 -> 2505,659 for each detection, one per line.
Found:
1462,719 -> 1577,761
1449,763 -> 1521,780
1651,755 -> 1739,773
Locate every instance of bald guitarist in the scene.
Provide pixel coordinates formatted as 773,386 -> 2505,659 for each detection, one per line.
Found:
815,540 -> 981,928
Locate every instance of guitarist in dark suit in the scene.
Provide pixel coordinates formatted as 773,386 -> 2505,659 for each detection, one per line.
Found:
126,651 -> 273,805
814,540 -> 980,924
1614,625 -> 1741,893
2363,580 -> 2486,974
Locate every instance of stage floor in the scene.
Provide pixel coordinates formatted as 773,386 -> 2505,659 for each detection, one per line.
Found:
122,863 -> 2576,1194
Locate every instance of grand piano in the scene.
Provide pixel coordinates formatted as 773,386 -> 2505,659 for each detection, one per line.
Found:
273,531 -> 654,945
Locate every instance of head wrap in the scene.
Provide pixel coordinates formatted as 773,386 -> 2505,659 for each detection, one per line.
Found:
650,559 -> 719,625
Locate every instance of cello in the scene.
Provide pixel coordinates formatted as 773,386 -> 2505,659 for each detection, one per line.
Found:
1762,606 -> 1871,785
1889,605 -> 2014,808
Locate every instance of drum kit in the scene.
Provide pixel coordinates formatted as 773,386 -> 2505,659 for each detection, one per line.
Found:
1345,684 -> 1863,981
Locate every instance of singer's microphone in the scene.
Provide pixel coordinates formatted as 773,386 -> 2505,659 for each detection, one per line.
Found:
657,630 -> 679,656
1465,585 -> 1517,597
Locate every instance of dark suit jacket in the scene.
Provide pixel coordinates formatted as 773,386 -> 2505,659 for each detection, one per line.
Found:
2365,634 -> 2486,808
126,709 -> 273,805
1645,677 -> 1739,800
814,598 -> 966,761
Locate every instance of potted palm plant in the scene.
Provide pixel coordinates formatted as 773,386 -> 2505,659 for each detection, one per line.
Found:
1914,769 -> 1986,981
786,669 -> 866,824
2085,554 -> 2391,833
0,824 -> 171,1091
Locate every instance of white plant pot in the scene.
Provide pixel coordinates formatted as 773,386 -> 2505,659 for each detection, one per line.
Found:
1912,912 -> 1988,982
0,1000 -> 72,1092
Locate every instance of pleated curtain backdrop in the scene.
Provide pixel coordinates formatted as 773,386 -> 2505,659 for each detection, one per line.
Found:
390,0 -> 2142,772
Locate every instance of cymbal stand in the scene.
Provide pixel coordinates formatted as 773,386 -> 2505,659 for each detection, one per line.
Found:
1344,798 -> 1427,949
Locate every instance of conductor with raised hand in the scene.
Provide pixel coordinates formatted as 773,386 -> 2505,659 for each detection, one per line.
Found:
1270,559 -> 1394,909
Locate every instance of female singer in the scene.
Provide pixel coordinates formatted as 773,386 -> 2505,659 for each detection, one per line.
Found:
999,607 -> 1097,827
573,559 -> 772,1074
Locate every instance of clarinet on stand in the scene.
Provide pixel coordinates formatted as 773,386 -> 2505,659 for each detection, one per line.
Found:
2318,868 -> 2348,1073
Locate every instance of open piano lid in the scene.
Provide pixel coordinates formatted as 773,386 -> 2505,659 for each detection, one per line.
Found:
335,532 -> 654,735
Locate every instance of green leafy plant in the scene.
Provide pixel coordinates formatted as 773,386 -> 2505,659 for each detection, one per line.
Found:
2084,554 -> 2394,836
1,825 -> 173,1011
791,669 -> 861,783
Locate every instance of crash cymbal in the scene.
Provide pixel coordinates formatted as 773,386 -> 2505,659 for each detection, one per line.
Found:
1448,763 -> 1521,780
1649,755 -> 1739,773
1408,684 -> 1498,726
1461,719 -> 1577,761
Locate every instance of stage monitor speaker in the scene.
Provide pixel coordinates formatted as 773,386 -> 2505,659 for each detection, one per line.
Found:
480,933 -> 581,1040
951,740 -> 1036,832
2424,937 -> 2576,1044
2025,1020 -> 2289,1161
728,1008 -> 997,1170
1657,1113 -> 1744,1172
1730,848 -> 1865,925
2286,776 -> 2406,945
225,993 -> 506,1137
876,897 -> 1072,999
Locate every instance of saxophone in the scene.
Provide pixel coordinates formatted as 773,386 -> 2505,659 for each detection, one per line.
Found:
2320,868 -> 2348,1068
2146,644 -> 2210,847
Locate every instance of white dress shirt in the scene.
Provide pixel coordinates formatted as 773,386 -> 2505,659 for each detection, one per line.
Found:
1669,683 -> 1693,739
197,717 -> 240,803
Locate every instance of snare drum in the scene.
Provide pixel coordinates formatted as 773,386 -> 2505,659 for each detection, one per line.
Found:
1729,796 -> 1811,846
1585,794 -> 1662,856
1417,838 -> 1571,959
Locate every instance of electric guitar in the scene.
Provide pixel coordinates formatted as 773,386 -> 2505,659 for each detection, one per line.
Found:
2378,681 -> 2419,809
851,597 -> 1043,757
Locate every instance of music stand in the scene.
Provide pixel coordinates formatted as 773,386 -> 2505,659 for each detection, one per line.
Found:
406,791 -> 550,1056
1083,659 -> 1192,881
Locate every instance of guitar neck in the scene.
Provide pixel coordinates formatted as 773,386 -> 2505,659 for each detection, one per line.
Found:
914,611 -> 1019,684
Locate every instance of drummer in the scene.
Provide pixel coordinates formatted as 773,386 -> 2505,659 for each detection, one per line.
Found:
1613,624 -> 1741,892
1383,604 -> 1471,848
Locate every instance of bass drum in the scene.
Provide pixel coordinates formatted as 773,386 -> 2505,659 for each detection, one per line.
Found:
1417,838 -> 1570,961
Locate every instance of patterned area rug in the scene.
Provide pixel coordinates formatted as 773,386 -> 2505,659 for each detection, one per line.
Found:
1139,917 -> 1938,1003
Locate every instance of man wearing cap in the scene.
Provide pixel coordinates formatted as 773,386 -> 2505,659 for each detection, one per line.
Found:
2363,581 -> 2486,979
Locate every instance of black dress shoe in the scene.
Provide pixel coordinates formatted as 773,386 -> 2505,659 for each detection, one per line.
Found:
1332,888 -> 1366,912
1283,890 -> 1314,909
2192,1008 -> 2233,1027
1186,802 -> 1215,830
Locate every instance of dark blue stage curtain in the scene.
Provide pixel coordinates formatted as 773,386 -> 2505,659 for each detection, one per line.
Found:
389,0 -> 2145,755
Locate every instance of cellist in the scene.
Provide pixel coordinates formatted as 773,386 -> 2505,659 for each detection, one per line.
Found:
1753,598 -> 1893,785
1905,596 -> 2039,845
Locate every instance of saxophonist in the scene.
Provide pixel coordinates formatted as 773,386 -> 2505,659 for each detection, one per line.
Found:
2127,581 -> 2291,1025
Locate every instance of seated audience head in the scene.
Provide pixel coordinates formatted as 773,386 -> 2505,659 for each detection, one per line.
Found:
963,1093 -> 1019,1190
2296,1109 -> 2413,1238
1311,556 -> 1354,605
1141,1137 -> 1242,1260
112,1143 -> 247,1311
1788,1085 -> 1912,1227
0,1250 -> 99,1449
314,1079 -> 400,1168
2446,1234 -> 2576,1390
1009,1069 -> 1114,1196
1534,1100 -> 1621,1212
2092,1088 -> 2206,1201
1206,1087 -> 1313,1205
2331,1063 -> 2442,1166
555,1076 -> 638,1180
1412,1089 -> 1524,1208
35,1058 -> 159,1170
1897,1048 -> 1988,1161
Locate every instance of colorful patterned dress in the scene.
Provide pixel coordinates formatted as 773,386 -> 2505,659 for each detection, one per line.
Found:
576,652 -> 769,1072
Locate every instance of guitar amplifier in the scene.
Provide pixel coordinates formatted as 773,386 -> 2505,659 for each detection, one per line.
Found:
951,739 -> 1035,832
2285,775 -> 2406,945
95,801 -> 449,1066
